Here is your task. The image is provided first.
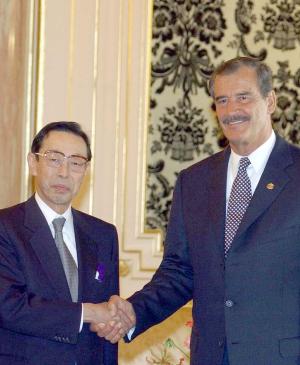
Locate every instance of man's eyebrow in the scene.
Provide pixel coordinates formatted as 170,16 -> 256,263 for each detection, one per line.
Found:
45,149 -> 62,153
236,91 -> 252,96
215,91 -> 252,101
215,95 -> 227,102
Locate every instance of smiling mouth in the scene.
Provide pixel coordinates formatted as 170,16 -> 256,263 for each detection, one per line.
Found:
227,120 -> 246,125
221,115 -> 250,125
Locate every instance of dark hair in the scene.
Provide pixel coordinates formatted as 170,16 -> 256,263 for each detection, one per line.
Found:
209,57 -> 273,99
31,121 -> 92,161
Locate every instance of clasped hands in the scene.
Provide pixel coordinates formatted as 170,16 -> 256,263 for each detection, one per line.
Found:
83,295 -> 136,343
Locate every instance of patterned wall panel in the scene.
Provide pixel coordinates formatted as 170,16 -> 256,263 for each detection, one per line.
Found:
145,0 -> 300,238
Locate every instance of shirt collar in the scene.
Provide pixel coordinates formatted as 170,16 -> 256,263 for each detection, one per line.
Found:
230,130 -> 276,174
35,193 -> 73,229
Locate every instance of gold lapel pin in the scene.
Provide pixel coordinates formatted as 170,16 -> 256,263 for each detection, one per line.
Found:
266,182 -> 275,190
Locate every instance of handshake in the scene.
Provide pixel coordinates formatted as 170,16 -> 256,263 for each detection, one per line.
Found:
83,295 -> 136,343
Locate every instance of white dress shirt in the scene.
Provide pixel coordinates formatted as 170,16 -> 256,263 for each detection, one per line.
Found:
35,193 -> 83,332
35,193 -> 78,265
226,130 -> 276,209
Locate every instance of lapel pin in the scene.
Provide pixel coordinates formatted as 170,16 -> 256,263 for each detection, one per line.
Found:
266,182 -> 275,190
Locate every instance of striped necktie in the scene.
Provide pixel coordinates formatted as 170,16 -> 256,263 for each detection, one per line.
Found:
52,217 -> 78,302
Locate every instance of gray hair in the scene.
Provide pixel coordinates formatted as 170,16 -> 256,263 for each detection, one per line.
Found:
209,57 -> 273,99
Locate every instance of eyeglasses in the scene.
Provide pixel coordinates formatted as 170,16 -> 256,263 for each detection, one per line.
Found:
35,150 -> 89,173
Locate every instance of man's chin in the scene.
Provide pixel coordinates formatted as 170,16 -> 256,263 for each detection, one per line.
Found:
222,123 -> 250,141
51,194 -> 72,207
227,137 -> 253,155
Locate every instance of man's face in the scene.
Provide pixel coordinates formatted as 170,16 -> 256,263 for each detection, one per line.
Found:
28,131 -> 88,213
213,66 -> 276,155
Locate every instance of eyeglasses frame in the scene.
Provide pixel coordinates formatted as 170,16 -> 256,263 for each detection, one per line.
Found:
34,150 -> 89,172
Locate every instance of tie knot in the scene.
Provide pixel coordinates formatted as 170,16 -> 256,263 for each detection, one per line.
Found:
52,217 -> 66,233
238,157 -> 251,172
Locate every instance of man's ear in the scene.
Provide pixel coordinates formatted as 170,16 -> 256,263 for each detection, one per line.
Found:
27,152 -> 38,176
267,90 -> 277,114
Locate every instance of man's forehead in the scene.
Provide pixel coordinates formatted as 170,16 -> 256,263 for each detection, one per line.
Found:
216,65 -> 258,82
42,130 -> 82,143
214,68 -> 259,93
40,131 -> 87,153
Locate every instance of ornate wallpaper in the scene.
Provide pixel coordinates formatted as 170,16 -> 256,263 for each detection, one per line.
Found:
145,0 -> 300,237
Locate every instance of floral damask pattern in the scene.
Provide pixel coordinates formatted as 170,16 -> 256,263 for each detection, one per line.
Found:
194,6 -> 226,44
146,0 -> 300,238
152,0 -> 226,102
146,160 -> 173,232
230,0 -> 267,59
261,0 -> 300,50
156,101 -> 210,161
273,61 -> 300,144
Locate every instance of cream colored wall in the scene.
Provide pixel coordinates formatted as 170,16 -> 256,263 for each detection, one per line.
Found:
33,1 -> 188,363
38,0 -> 160,282
0,0 -> 36,208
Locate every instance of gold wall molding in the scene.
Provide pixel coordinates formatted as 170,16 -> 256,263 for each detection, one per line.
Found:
33,0 -> 161,289
91,0 -> 164,293
0,0 -> 38,206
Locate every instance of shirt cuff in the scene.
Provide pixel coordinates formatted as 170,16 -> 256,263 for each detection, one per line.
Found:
127,326 -> 135,340
79,304 -> 84,332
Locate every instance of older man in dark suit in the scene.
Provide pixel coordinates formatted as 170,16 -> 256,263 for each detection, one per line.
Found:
96,57 -> 300,365
0,122 -> 130,365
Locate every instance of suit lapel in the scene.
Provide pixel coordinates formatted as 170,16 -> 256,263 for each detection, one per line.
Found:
24,197 -> 72,300
208,147 -> 230,255
72,210 -> 98,303
230,136 -> 292,251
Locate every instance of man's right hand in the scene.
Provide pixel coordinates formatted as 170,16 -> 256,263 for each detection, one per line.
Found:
89,295 -> 136,343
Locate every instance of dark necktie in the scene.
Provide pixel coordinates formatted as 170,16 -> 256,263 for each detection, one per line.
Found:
52,217 -> 78,302
224,157 -> 252,255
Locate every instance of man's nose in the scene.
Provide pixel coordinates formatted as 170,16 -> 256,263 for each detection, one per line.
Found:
225,98 -> 238,114
57,159 -> 70,177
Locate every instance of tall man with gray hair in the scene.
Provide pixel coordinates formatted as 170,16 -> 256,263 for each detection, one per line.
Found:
96,57 -> 300,365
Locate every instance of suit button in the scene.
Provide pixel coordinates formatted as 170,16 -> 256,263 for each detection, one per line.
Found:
225,300 -> 234,307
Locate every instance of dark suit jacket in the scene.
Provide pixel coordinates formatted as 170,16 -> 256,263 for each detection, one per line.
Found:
128,135 -> 300,365
0,196 -> 119,365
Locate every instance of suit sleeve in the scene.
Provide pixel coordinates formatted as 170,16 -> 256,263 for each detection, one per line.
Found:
0,219 -> 82,344
127,172 -> 193,340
